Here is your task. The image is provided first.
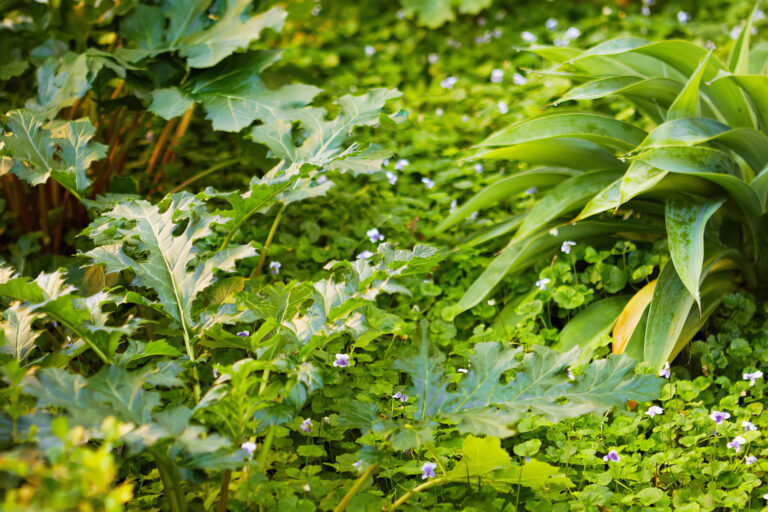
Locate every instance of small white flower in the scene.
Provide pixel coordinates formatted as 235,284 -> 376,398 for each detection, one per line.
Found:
743,370 -> 763,386
513,73 -> 527,85
440,76 -> 458,89
746,455 -> 757,465
521,31 -> 537,43
564,27 -> 581,40
645,405 -> 664,418
642,6 -> 651,15
396,9 -> 405,19
549,228 -> 559,236
764,493 -> 768,500
545,18 -> 558,31
474,163 -> 483,173
316,175 -> 328,185
491,68 -> 504,83
602,6 -> 612,15
435,107 -> 444,117
567,369 -> 575,380
364,45 -> 375,56
449,199 -> 457,213
311,5 -> 321,15
461,114 -> 469,122
386,171 -> 398,185
730,26 -> 741,40
394,159 -> 409,170
356,250 -> 374,260
269,261 -> 281,275
677,11 -> 690,24
241,441 -> 257,456
727,435 -> 747,452
428,53 -> 439,64
303,483 -> 311,491
366,228 -> 385,243
487,299 -> 496,306
659,361 -> 671,379
535,278 -> 551,291
457,368 -> 469,374
498,101 -> 508,114
561,241 -> 576,254
422,177 -> 434,189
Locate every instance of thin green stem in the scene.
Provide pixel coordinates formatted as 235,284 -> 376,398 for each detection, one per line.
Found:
333,464 -> 379,512
48,312 -> 110,364
219,183 -> 291,250
388,477 -> 454,511
252,204 -> 287,279
256,426 -> 276,471
169,158 -> 240,195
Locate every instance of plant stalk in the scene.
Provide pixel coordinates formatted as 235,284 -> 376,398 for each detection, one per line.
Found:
333,464 -> 379,512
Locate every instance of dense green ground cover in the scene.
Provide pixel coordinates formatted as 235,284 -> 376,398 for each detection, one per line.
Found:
1,0 -> 768,510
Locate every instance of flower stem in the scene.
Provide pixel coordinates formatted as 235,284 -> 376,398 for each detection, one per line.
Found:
333,464 -> 379,512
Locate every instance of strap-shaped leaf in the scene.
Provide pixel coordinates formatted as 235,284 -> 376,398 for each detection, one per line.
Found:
643,263 -> 695,370
477,138 -> 623,170
665,196 -> 724,304
558,76 -> 682,108
555,296 -> 631,364
666,51 -> 712,120
447,220 -> 663,317
513,170 -> 620,241
728,4 -> 759,74
85,196 -> 256,354
477,112 -> 647,151
436,168 -> 576,233
612,280 -> 657,355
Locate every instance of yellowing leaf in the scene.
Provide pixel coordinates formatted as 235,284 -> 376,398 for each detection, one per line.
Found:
612,279 -> 657,354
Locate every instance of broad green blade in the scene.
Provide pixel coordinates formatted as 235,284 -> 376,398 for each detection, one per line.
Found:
714,74 -> 768,134
728,4 -> 758,74
478,138 -> 622,170
613,280 -> 656,355
435,168 -> 575,233
514,170 -> 620,241
558,76 -> 681,107
461,214 -> 524,247
478,112 -> 647,151
554,296 -> 631,365
619,161 -> 667,204
667,50 -> 712,121
665,196 -> 724,304
577,178 -> 621,219
643,263 -> 695,370
446,220 -> 662,318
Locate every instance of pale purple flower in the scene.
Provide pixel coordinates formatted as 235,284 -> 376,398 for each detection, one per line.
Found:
269,261 -> 281,275
237,330 -> 249,337
477,16 -> 486,26
428,53 -> 439,64
145,131 -> 154,142
567,369 -> 575,380
498,101 -> 508,114
491,69 -> 504,83
435,107 -> 444,117
316,175 -> 328,185
561,241 -> 576,254
422,177 -> 434,189
546,18 -> 558,30
386,171 -> 398,185
393,391 -> 408,403
333,353 -> 350,367
364,45 -> 375,56
474,163 -> 483,173
356,250 -> 374,261
659,362 -> 671,379
421,461 -> 437,479
241,441 -> 257,456
367,228 -> 385,243
300,418 -> 313,433
353,459 -> 362,467
642,6 -> 651,15
525,187 -> 537,195
728,435 -> 747,452
564,27 -> 581,40
457,368 -> 469,374
746,455 -> 758,465
730,26 -> 741,40
394,159 -> 409,170
710,411 -> 731,424
513,73 -> 527,85
469,211 -> 478,220
743,370 -> 763,386
212,368 -> 219,378
396,9 -> 405,19
449,199 -> 457,213
440,76 -> 458,89
461,115 -> 469,122
602,450 -> 620,463
645,405 -> 664,418
677,11 -> 690,24
493,29 -> 503,39
536,278 -> 551,291
521,31 -> 537,43
311,5 -> 321,15
743,421 -> 757,432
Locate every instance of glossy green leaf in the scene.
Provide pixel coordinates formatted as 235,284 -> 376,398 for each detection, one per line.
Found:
666,51 -> 712,120
665,196 -> 724,303
554,296 -> 631,361
477,138 -> 622,170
